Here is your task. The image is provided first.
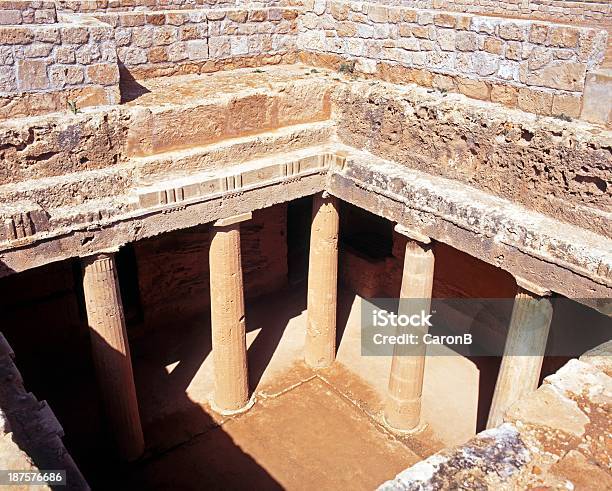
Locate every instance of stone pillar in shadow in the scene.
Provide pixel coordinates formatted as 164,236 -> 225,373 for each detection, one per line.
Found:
82,251 -> 144,461
209,212 -> 252,414
385,226 -> 434,432
487,282 -> 553,429
305,192 -> 339,368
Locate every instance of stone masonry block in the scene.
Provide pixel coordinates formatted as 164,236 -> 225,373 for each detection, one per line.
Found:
0,66 -> 16,92
209,36 -> 231,58
86,63 -> 119,86
552,93 -> 582,118
0,10 -> 21,25
0,27 -> 34,44
524,61 -> 586,91
518,86 -> 553,115
187,40 -> 208,61
60,26 -> 89,44
16,58 -> 48,90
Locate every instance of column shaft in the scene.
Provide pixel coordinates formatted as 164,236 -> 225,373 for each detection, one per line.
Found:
385,240 -> 434,431
209,222 -> 249,412
486,288 -> 553,429
82,253 -> 144,461
305,193 -> 340,368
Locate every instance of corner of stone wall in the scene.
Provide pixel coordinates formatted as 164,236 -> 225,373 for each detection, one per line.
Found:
296,0 -> 610,124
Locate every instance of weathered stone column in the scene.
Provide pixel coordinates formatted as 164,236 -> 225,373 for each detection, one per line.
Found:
209,212 -> 251,413
486,282 -> 553,429
82,252 -> 144,461
385,226 -> 435,431
305,192 -> 339,368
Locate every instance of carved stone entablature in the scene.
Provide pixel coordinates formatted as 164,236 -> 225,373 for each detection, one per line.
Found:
0,202 -> 49,244
134,150 -> 332,212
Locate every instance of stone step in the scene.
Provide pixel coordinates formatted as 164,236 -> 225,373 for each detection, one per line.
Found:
123,65 -> 335,158
0,65 -> 335,187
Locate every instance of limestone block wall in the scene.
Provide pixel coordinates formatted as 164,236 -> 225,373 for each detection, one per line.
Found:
57,0 -> 239,13
298,0 -> 607,117
368,0 -> 611,27
91,5 -> 298,78
0,13 -> 120,118
0,1 -> 57,24
0,3 -> 299,119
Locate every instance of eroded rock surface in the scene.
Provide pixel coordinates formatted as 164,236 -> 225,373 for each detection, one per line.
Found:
378,341 -> 612,491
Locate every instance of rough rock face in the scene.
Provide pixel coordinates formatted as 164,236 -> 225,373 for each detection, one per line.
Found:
0,109 -> 129,185
378,340 -> 612,491
0,333 -> 88,490
334,79 -> 612,238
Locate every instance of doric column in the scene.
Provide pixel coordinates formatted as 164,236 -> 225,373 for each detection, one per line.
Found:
209,212 -> 251,413
82,251 -> 144,461
385,226 -> 434,432
305,192 -> 340,368
486,281 -> 553,429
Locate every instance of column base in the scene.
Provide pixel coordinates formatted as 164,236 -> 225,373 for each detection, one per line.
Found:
209,394 -> 256,417
382,415 -> 428,435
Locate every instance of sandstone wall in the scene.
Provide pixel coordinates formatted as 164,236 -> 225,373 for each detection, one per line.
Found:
90,6 -> 298,78
57,0 -> 237,12
0,1 -> 57,24
298,0 -> 607,118
365,0 -> 611,27
133,204 -> 288,329
0,12 -> 120,118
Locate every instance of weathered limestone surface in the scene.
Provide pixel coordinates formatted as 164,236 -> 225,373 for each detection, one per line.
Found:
82,252 -> 144,461
0,333 -> 89,490
378,340 -> 612,490
333,79 -> 612,238
329,147 -> 612,310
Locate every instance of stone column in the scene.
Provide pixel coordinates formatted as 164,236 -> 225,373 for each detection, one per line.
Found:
82,252 -> 144,462
305,193 -> 340,368
486,283 -> 553,429
385,227 -> 435,431
209,212 -> 251,413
